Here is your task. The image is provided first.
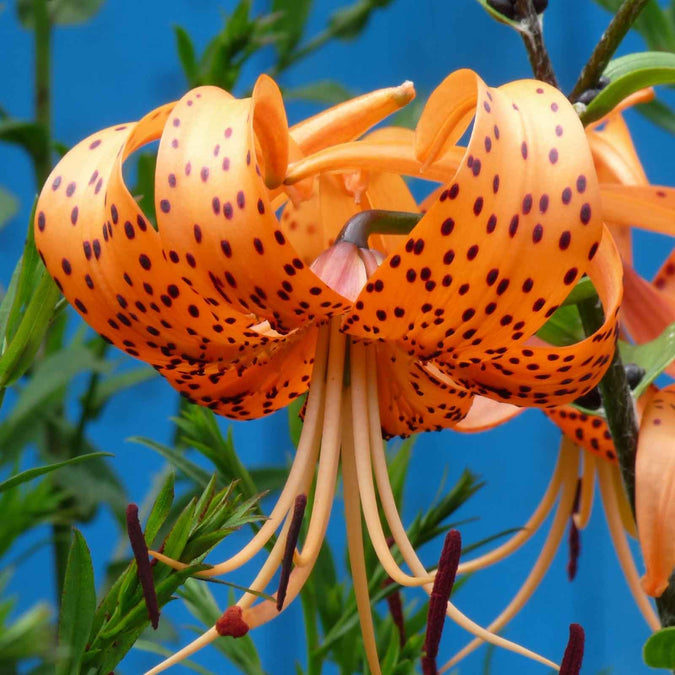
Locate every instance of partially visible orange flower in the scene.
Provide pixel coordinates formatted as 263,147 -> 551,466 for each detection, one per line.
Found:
34,71 -> 623,673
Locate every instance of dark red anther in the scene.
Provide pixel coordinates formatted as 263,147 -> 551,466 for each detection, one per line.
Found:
215,606 -> 250,638
126,503 -> 160,629
422,530 -> 462,675
560,623 -> 585,675
276,494 -> 307,611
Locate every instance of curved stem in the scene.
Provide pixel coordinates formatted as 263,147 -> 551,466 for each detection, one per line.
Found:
337,210 -> 422,249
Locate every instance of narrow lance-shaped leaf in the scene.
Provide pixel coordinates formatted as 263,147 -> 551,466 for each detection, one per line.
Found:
581,52 -> 675,125
56,530 -> 96,675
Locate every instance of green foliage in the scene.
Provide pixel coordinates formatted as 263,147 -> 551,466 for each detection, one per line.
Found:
0,187 -> 18,230
620,321 -> 675,397
17,0 -> 106,27
643,626 -> 675,668
56,530 -> 96,675
580,51 -> 675,125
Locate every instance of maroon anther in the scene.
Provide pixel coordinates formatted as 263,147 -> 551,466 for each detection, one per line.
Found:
126,503 -> 160,629
215,606 -> 250,638
421,530 -> 462,675
560,623 -> 585,675
276,494 -> 307,611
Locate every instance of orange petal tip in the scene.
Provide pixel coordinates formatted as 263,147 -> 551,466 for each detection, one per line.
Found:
641,574 -> 669,598
393,80 -> 416,105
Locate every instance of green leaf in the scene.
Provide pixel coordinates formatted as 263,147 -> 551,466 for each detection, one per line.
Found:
619,322 -> 675,397
87,365 -> 157,411
174,26 -> 200,87
56,530 -> 96,675
0,271 -> 63,388
0,119 -> 49,162
272,0 -> 313,61
581,52 -> 675,126
644,626 -> 675,668
17,0 -> 105,26
0,187 -> 18,230
131,436 -> 211,487
0,452 -> 112,493
287,394 -> 305,447
144,471 -> 175,546
536,304 -> 585,347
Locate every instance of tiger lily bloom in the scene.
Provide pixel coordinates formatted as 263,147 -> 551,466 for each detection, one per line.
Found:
34,70 -> 621,673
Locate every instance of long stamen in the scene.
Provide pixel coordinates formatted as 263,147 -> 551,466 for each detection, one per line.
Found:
242,320 -> 347,630
150,325 -> 331,577
383,576 -> 407,647
342,391 -> 383,675
144,628 -> 220,675
609,461 -> 637,538
573,450 -> 596,530
441,438 -> 581,672
422,530 -> 462,675
458,446 -> 566,574
596,459 -> 660,629
364,351 -> 559,669
351,341 -> 433,586
568,479 -> 582,581
277,494 -> 307,611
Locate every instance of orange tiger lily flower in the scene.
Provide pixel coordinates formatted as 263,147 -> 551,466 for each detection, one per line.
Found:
34,71 -> 621,673
585,92 -> 675,366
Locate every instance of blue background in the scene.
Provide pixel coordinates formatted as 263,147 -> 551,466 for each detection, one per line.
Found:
1,1 -> 673,673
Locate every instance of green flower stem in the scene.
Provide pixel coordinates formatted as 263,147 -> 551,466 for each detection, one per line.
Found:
578,297 -> 638,512
580,297 -> 675,628
514,0 -> 558,87
33,0 -> 52,186
569,0 -> 650,102
300,579 -> 323,675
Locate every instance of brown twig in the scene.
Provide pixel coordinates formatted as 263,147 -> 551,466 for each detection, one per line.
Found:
514,0 -> 558,86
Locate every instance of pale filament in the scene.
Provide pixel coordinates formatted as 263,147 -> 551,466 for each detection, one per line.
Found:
596,459 -> 660,630
144,320 -> 346,674
573,449 -> 597,530
609,461 -> 638,538
441,437 -> 581,672
150,325 -> 330,577
342,391 -> 383,675
363,347 -> 560,671
458,447 -> 566,574
349,340 -> 434,587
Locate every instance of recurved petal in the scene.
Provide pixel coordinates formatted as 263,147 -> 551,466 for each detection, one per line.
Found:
159,326 -> 318,420
600,185 -> 675,236
153,82 -> 348,334
373,343 -> 474,438
545,407 -> 617,462
653,247 -> 675,296
453,396 -> 522,432
290,81 -> 415,156
636,385 -> 675,596
587,112 -> 647,185
437,231 -> 622,408
34,105 -> 263,368
344,72 -> 603,358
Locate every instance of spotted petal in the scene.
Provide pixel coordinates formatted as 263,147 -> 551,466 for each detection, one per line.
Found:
34,104 -> 264,367
440,231 -> 622,407
545,407 -> 616,461
636,385 -> 675,596
344,71 -> 604,363
600,185 -> 675,237
153,80 -> 349,334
